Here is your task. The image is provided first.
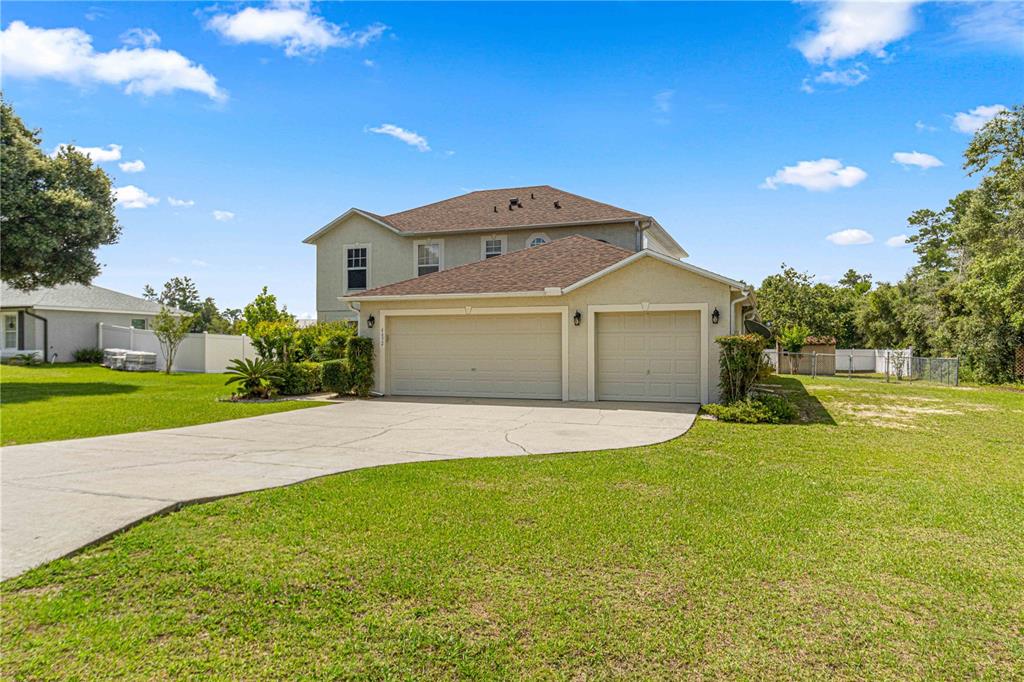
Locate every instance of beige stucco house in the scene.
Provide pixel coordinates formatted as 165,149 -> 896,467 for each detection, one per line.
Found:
305,185 -> 755,404
0,282 -> 168,362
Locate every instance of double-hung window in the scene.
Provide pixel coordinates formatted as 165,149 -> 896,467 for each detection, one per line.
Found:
416,241 -> 442,276
3,314 -> 17,349
481,235 -> 506,259
346,246 -> 368,291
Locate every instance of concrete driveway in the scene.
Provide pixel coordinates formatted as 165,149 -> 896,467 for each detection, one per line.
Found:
1,397 -> 697,579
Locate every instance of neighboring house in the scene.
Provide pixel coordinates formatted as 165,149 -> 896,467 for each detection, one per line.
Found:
306,185 -> 755,404
0,282 -> 173,362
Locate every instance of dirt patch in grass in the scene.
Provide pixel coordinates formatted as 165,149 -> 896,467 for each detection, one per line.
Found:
832,401 -> 966,429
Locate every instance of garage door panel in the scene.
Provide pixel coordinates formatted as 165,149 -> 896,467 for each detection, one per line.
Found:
596,310 -> 701,403
388,314 -> 562,400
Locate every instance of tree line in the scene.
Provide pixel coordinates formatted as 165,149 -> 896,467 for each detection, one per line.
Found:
756,104 -> 1023,383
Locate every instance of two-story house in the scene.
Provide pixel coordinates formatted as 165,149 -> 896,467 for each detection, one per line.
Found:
304,185 -> 754,404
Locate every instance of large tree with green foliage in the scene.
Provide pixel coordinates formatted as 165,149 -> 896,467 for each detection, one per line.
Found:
1,97 -> 120,290
143,276 -> 232,334
238,286 -> 293,334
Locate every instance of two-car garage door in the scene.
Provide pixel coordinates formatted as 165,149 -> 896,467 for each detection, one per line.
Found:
387,314 -> 562,399
595,311 -> 701,402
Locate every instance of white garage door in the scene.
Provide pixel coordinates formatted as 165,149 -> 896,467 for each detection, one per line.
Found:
387,314 -> 562,399
596,310 -> 700,402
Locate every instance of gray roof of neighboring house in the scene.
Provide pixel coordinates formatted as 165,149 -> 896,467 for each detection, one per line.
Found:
0,282 -> 176,315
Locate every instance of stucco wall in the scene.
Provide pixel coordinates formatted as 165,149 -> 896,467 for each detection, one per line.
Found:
354,256 -> 736,403
312,215 -> 644,319
21,310 -> 157,362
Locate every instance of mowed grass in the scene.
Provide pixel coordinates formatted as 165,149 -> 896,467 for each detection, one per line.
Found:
2,377 -> 1023,679
0,363 -> 323,445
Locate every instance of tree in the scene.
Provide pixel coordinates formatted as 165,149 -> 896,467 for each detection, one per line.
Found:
145,276 -> 201,313
1,97 -> 120,290
152,308 -> 195,374
239,286 -> 293,334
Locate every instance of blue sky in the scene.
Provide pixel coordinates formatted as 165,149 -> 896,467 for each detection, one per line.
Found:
2,1 -> 1021,316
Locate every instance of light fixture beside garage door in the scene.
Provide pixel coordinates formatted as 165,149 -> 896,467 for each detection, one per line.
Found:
573,310 -> 582,326
711,308 -> 720,325
367,315 -> 376,328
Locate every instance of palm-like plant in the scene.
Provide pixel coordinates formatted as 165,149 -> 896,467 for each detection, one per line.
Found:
224,357 -> 282,399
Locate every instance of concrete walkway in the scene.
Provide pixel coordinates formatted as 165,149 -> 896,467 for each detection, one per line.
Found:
1,397 -> 697,579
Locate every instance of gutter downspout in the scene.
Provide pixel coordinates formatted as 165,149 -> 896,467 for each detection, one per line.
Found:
22,308 -> 49,362
729,291 -> 751,335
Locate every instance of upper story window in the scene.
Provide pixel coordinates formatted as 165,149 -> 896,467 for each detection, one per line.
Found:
415,240 -> 443,276
346,245 -> 369,291
527,233 -> 550,248
481,235 -> 506,259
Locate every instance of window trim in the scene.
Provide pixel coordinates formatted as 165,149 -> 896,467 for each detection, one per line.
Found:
343,243 -> 372,295
130,319 -> 147,330
526,232 -> 551,248
2,313 -> 18,350
413,238 -> 444,277
480,234 -> 507,260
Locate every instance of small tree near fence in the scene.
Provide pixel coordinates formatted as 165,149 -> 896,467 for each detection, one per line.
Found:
153,308 -> 195,374
717,334 -> 770,402
778,324 -> 809,375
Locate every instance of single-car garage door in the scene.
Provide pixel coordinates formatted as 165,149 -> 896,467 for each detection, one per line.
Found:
596,310 -> 700,402
387,313 -> 562,399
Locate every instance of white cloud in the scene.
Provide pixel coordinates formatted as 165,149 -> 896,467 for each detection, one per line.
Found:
886,234 -> 910,247
115,185 -> 158,209
0,21 -> 225,101
206,1 -> 387,57
827,229 -> 874,246
363,58 -> 375,67
800,78 -> 815,94
118,159 -> 145,173
761,158 -> 867,192
892,151 -> 943,169
212,210 -> 235,221
915,120 -> 937,133
367,123 -> 430,152
120,28 -> 160,48
814,64 -> 868,87
952,2 -> 1024,53
168,197 -> 195,207
653,89 -> 674,114
951,104 -> 1008,133
51,143 -> 121,162
797,1 -> 919,64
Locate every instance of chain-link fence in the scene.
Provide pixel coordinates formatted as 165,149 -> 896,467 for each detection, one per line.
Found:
767,350 -> 960,386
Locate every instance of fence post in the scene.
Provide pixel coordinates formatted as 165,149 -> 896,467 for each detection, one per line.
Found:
954,357 -> 960,386
97,322 -> 104,351
848,353 -> 853,379
129,325 -> 134,350
885,353 -> 890,382
812,352 -> 817,378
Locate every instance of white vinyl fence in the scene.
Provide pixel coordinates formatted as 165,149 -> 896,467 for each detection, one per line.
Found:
98,323 -> 255,373
764,348 -> 911,373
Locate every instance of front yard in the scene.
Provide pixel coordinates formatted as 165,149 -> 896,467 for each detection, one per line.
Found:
0,363 -> 323,445
2,376 -> 1022,678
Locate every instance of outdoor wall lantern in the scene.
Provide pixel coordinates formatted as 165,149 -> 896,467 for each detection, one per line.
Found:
573,310 -> 582,326
711,308 -> 720,325
367,314 -> 376,329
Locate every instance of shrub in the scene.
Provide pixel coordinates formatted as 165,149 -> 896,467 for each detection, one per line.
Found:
272,361 -> 323,395
321,359 -> 350,395
717,334 -> 770,402
702,394 -> 795,424
73,347 -> 104,363
224,357 -> 282,399
292,321 -> 354,362
250,319 -> 297,363
9,352 -> 41,366
347,336 -> 374,397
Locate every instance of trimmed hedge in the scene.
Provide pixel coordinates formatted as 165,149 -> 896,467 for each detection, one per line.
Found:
347,336 -> 374,397
272,361 -> 324,396
73,347 -> 104,363
322,359 -> 350,395
702,393 -> 795,424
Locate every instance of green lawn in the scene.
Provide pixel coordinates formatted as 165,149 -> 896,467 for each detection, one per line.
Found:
0,363 -> 323,445
2,377 -> 1022,679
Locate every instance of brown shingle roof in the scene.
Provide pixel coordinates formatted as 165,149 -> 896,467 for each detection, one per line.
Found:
351,235 -> 633,298
381,185 -> 646,233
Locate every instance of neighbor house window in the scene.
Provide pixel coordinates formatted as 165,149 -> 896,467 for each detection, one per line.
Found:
3,314 -> 17,349
527,233 -> 550,248
481,235 -> 506,259
415,240 -> 442,276
131,319 -> 147,330
345,245 -> 368,291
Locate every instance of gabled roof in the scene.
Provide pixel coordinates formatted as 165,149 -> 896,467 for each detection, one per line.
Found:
382,185 -> 645,233
1,282 -> 179,315
348,235 -> 633,298
303,186 -> 686,258
342,235 -> 746,301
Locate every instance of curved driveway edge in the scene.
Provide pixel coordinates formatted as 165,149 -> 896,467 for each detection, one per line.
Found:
1,397 -> 697,580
